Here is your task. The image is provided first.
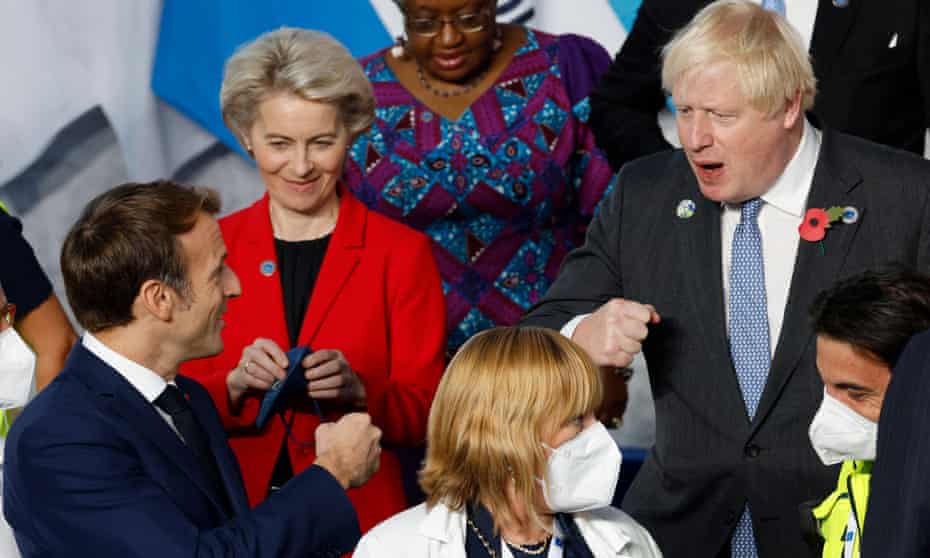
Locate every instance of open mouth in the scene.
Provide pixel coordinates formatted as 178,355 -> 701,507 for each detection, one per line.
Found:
694,161 -> 725,182
433,54 -> 466,71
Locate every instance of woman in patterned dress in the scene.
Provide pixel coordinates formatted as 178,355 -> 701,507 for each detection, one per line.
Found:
345,0 -> 615,354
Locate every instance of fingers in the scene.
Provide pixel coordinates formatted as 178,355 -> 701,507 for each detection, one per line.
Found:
313,413 -> 382,489
235,338 -> 288,391
574,299 -> 658,368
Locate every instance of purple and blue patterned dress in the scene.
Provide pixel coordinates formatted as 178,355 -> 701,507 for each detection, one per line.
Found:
346,28 -> 615,353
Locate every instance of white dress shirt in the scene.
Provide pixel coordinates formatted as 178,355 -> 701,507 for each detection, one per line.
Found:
563,121 -> 822,356
721,120 -> 821,355
82,332 -> 181,438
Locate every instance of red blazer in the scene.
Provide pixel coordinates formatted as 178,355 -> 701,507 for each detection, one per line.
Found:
183,188 -> 446,533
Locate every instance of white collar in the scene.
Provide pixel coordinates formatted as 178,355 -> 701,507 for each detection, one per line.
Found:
82,332 -> 169,403
723,119 -> 821,217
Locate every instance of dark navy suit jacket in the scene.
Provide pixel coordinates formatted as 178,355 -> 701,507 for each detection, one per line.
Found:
862,329 -> 930,557
2,342 -> 361,557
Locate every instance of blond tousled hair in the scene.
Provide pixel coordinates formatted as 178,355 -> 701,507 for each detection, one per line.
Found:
220,27 -> 375,149
661,0 -> 816,117
419,326 -> 603,532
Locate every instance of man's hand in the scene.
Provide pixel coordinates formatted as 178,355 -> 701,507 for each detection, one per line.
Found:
572,298 -> 660,367
314,413 -> 382,489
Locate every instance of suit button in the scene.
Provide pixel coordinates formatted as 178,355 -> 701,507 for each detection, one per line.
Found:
745,443 -> 760,458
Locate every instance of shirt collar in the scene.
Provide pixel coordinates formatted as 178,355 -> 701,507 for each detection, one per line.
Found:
82,332 -> 169,403
722,119 -> 821,217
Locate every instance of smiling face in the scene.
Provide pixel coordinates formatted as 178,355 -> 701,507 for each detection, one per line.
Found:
247,94 -> 350,220
173,213 -> 241,361
673,61 -> 803,204
816,334 -> 892,424
403,0 -> 496,84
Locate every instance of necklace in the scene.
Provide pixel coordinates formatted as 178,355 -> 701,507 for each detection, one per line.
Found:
504,535 -> 552,556
416,62 -> 490,98
466,517 -> 552,557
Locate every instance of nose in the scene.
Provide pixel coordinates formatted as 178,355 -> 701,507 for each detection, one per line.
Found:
224,266 -> 242,299
682,112 -> 713,152
292,146 -> 314,178
439,19 -> 464,46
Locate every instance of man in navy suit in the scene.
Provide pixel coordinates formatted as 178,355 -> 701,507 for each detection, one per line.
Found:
524,2 -> 930,556
2,181 -> 382,557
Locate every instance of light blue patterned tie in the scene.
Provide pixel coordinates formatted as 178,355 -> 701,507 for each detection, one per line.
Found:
761,0 -> 786,15
728,198 -> 771,558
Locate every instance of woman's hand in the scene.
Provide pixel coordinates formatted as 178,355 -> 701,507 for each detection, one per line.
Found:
303,349 -> 367,408
226,338 -> 288,407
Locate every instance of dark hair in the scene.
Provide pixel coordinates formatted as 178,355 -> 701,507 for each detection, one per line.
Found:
810,266 -> 930,367
61,180 -> 221,332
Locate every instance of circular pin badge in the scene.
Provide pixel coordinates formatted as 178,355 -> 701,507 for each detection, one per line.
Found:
841,206 -> 859,224
832,0 -> 849,7
676,199 -> 696,219
260,260 -> 276,277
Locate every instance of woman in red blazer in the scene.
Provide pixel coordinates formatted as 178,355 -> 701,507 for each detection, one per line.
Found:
182,28 -> 446,534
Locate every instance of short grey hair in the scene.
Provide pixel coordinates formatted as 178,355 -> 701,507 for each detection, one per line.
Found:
220,27 -> 375,147
661,0 -> 816,117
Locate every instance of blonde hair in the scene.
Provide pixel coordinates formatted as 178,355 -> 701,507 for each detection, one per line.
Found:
420,326 -> 603,531
220,27 -> 375,148
661,0 -> 816,117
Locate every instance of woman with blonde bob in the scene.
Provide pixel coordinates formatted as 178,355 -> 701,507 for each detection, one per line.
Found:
355,327 -> 662,557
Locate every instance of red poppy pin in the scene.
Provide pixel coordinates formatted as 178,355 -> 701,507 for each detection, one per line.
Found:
799,206 -> 859,244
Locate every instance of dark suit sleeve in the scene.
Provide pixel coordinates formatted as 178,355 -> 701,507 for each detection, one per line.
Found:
589,0 -> 684,171
862,331 -> 930,557
4,411 -> 360,558
521,171 -> 626,330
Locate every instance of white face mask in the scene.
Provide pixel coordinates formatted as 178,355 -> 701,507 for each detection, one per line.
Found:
540,421 -> 622,512
808,390 -> 877,465
0,327 -> 36,409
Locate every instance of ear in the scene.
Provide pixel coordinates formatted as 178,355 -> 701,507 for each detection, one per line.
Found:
782,90 -> 804,129
136,279 -> 177,322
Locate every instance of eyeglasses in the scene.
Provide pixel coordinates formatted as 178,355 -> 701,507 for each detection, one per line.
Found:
0,303 -> 15,331
406,10 -> 491,37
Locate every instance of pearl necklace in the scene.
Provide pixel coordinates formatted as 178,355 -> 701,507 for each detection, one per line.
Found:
416,62 -> 490,98
466,517 -> 552,557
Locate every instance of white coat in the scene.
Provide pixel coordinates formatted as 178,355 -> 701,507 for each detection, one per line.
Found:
354,502 -> 663,558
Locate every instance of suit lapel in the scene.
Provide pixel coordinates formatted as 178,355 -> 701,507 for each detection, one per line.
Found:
752,130 -> 864,431
179,376 -> 250,514
675,171 -> 751,422
810,0 -> 862,82
239,194 -> 291,348
75,346 -> 233,518
297,188 -> 365,347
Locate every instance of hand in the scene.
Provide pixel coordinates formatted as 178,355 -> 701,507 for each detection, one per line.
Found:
303,349 -> 366,407
572,298 -> 660,368
314,413 -> 382,489
226,338 -> 288,406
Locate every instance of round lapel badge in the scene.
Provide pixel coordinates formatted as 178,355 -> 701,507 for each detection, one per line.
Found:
260,260 -> 276,277
676,199 -> 696,219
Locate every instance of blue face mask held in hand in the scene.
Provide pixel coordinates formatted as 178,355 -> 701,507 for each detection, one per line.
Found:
255,346 -> 322,429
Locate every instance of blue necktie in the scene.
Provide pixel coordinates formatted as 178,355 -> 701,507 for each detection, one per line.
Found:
761,0 -> 786,15
728,198 -> 771,558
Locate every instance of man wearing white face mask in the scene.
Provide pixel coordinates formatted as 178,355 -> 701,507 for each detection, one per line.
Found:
803,267 -> 930,558
0,281 -> 35,557
356,327 -> 662,558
